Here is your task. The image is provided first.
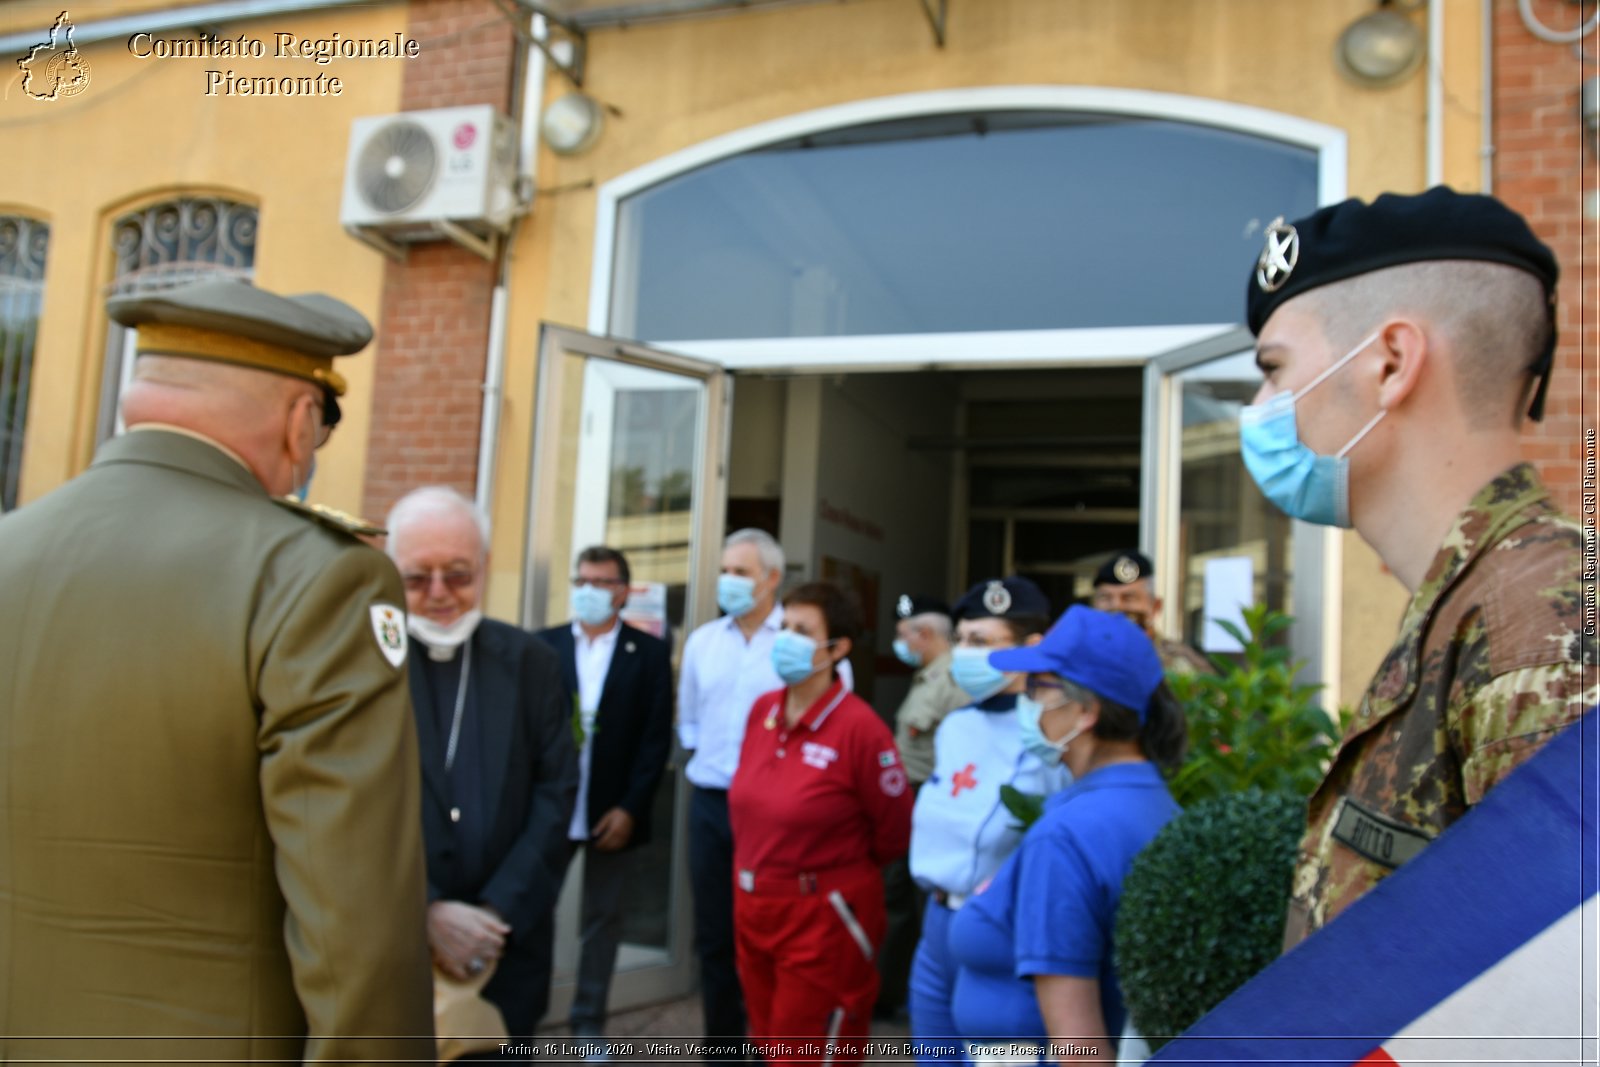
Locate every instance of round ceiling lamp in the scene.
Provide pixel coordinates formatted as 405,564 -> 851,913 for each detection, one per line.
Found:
541,92 -> 604,156
1335,6 -> 1423,88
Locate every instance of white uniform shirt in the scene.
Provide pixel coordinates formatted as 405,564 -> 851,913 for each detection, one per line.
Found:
568,618 -> 620,840
909,696 -> 1072,897
677,605 -> 852,790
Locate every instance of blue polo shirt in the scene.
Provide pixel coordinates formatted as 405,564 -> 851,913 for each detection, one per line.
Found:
948,761 -> 1179,1044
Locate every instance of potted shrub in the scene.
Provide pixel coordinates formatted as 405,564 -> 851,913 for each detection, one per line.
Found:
1114,605 -> 1343,1056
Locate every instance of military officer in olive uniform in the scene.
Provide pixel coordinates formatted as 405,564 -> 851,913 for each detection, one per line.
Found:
0,279 -> 434,1062
1239,187 -> 1598,948
1090,550 -> 1214,675
879,593 -> 968,1018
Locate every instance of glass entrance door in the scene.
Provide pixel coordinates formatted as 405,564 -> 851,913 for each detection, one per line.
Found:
524,324 -> 731,1020
1141,327 -> 1337,703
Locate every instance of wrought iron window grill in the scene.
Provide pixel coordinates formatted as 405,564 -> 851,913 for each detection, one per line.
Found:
0,215 -> 48,512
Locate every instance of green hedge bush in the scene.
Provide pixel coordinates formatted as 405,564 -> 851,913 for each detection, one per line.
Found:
1114,788 -> 1303,1050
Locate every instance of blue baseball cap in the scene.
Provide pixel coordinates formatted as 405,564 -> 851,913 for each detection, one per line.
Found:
989,605 -> 1164,720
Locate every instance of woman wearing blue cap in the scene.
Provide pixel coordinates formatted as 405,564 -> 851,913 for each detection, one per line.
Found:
946,606 -> 1186,1065
906,577 -> 1067,1065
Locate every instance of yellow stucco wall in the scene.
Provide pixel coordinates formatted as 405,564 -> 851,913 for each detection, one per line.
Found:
6,0 -> 1484,702
492,0 -> 1476,703
1,0 -> 408,514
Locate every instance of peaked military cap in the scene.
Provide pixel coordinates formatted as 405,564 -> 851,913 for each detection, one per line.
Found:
1246,186 -> 1560,420
107,278 -> 374,427
895,593 -> 952,621
952,576 -> 1050,621
1093,550 -> 1152,588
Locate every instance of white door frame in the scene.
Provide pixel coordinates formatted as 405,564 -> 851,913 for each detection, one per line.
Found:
1141,326 -> 1339,707
523,323 -> 732,1019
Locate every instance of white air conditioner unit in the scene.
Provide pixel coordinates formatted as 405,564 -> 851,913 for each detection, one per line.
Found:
340,105 -> 518,260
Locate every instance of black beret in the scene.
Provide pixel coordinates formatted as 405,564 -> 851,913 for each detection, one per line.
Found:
1093,551 -> 1152,587
952,576 -> 1051,621
895,594 -> 951,621
1246,186 -> 1559,419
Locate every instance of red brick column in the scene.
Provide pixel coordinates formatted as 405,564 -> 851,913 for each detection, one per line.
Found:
1498,0 -> 1599,517
362,0 -> 517,521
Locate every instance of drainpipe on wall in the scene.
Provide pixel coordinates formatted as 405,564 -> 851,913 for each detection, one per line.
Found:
1427,0 -> 1445,186
475,13 -> 547,514
1482,0 -> 1495,192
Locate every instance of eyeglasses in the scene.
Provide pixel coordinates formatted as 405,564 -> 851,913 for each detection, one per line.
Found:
320,388 -> 342,431
571,576 -> 626,590
401,567 -> 478,593
307,389 -> 340,450
1025,678 -> 1070,711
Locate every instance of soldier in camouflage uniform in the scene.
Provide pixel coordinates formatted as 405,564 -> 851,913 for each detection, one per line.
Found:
1090,550 -> 1215,675
1238,187 -> 1596,949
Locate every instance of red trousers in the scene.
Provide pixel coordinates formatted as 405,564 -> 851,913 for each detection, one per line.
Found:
733,864 -> 886,1067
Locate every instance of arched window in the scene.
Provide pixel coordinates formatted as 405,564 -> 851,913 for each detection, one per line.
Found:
98,196 -> 258,440
0,215 -> 48,511
609,110 -> 1318,343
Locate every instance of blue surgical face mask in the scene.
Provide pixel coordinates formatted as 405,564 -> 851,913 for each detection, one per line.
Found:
772,629 -> 831,686
570,583 -> 617,628
1016,694 -> 1084,765
292,457 -> 316,503
893,638 -> 922,668
951,646 -> 1011,703
717,573 -> 758,617
1239,331 -> 1387,529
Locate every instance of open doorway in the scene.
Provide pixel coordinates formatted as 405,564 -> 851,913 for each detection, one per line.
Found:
724,365 -> 1145,714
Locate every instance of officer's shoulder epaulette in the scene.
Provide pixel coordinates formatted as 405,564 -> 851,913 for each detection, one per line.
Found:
273,495 -> 386,538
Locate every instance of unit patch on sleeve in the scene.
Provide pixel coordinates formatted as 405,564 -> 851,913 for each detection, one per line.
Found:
370,603 -> 408,668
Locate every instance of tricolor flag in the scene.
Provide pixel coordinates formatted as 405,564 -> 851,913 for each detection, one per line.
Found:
1151,707 -> 1597,1065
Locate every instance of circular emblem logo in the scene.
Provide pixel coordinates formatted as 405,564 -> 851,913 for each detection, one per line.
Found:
879,767 -> 907,797
981,581 -> 1012,616
1112,556 -> 1141,584
896,594 -> 913,619
452,122 -> 478,150
46,50 -> 91,98
1255,217 -> 1299,293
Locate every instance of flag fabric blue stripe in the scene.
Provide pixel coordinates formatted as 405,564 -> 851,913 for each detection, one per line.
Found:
1149,706 -> 1598,1066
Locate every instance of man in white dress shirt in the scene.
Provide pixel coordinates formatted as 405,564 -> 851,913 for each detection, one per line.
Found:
678,528 -> 785,1057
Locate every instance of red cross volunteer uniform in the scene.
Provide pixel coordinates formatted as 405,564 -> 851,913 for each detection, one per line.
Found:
729,678 -> 914,1064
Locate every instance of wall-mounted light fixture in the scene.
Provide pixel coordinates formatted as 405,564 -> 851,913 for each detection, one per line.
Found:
1335,1 -> 1423,88
540,92 -> 604,156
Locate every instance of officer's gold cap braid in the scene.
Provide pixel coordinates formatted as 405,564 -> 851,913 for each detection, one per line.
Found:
136,322 -> 349,396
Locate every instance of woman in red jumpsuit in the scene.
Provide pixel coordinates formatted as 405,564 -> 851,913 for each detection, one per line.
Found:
729,581 -> 914,1066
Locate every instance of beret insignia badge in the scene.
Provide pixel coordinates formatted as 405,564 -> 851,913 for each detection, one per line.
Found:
982,581 -> 1012,615
1256,217 -> 1299,293
897,594 -> 913,619
1112,556 -> 1141,584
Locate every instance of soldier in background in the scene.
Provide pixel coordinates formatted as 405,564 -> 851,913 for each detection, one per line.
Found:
0,279 -> 433,1062
1091,550 -> 1214,675
878,593 -> 969,1019
1239,187 -> 1597,947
